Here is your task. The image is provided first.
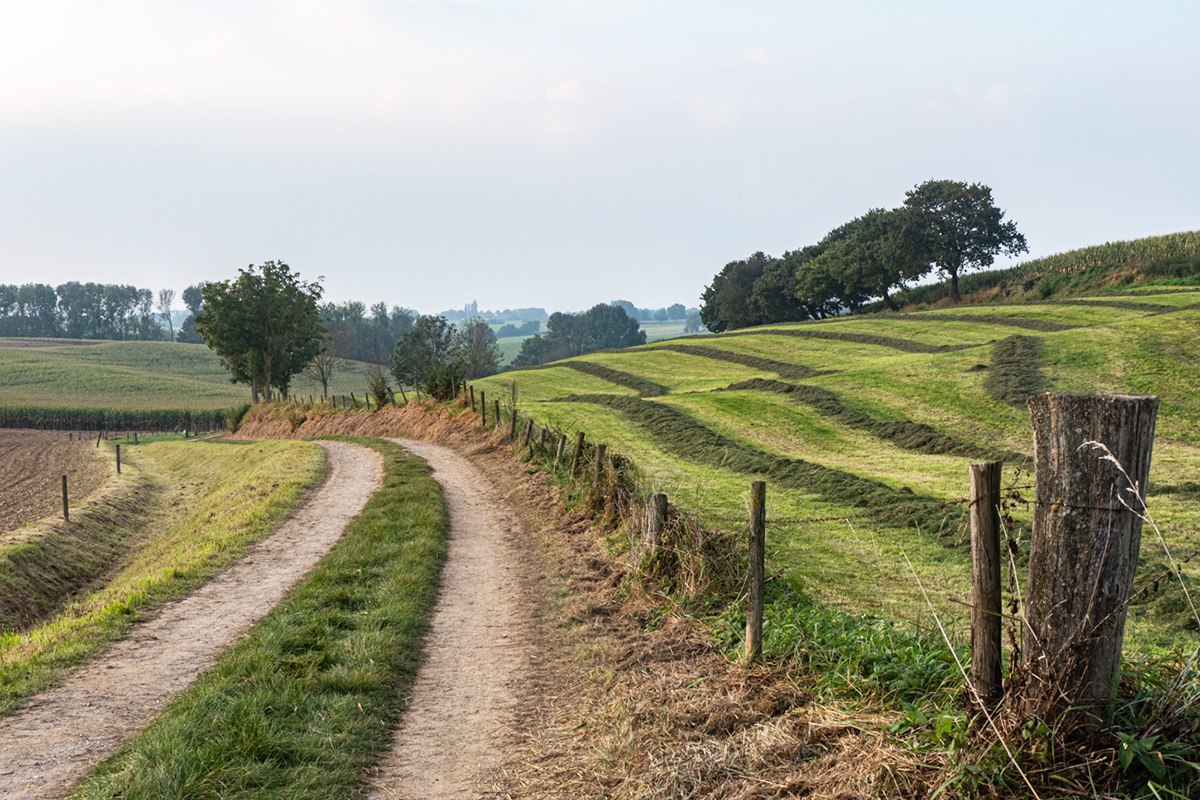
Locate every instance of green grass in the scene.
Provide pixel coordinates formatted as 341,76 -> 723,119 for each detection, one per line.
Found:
0,340 -> 379,411
468,294 -> 1200,654
71,438 -> 447,800
0,438 -> 326,714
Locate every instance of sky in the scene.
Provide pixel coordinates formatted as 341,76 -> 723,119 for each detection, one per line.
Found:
1,1 -> 1198,315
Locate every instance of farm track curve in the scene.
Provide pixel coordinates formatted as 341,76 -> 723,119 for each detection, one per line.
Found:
0,440 -> 382,800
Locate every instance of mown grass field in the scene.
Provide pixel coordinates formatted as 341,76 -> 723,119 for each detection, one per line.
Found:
477,287 -> 1200,654
0,340 -> 378,411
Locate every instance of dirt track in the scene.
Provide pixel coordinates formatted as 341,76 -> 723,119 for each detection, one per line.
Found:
0,430 -> 107,533
367,437 -> 536,799
0,440 -> 382,800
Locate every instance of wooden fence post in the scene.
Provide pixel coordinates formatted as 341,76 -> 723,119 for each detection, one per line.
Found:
62,475 -> 69,521
1023,393 -> 1158,732
470,385 -> 476,413
555,433 -> 567,465
493,399 -> 500,431
970,460 -> 1003,704
648,493 -> 667,554
365,392 -> 371,411
570,431 -> 586,478
593,443 -> 606,487
522,418 -> 535,448
481,392 -> 487,427
116,444 -> 121,474
510,407 -> 518,440
746,481 -> 766,663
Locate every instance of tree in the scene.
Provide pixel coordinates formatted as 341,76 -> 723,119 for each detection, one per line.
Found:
303,326 -> 347,399
178,284 -> 206,343
455,315 -> 502,380
157,288 -> 176,341
699,252 -> 774,333
389,315 -> 458,390
841,207 -> 930,311
196,261 -> 324,402
667,303 -> 687,320
903,179 -> 1028,303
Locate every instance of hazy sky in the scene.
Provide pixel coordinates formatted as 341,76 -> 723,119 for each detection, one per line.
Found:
2,1 -> 1197,314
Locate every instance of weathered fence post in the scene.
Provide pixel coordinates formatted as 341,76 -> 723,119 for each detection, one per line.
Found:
569,432 -> 586,478
493,399 -> 500,431
365,392 -> 371,411
648,492 -> 667,554
62,475 -> 69,521
593,443 -> 606,487
481,392 -> 487,427
1023,393 -> 1158,732
470,385 -> 476,413
970,460 -> 1003,704
522,418 -> 535,448
116,444 -> 121,474
746,481 -> 766,663
399,386 -> 408,404
510,407 -> 518,440
555,433 -> 567,465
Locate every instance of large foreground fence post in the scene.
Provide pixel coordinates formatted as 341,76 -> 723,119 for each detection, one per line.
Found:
1023,393 -> 1158,732
746,481 -> 766,663
970,460 -> 1003,704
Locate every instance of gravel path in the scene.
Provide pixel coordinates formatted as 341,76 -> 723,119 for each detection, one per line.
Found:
0,440 -> 383,800
368,438 -> 534,800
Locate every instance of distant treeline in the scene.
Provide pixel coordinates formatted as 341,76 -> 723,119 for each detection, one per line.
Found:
0,282 -> 171,341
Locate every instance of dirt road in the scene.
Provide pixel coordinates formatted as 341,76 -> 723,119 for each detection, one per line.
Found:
0,440 -> 382,800
367,438 -> 536,799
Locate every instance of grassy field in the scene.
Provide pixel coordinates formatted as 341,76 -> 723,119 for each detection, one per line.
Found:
0,340 -> 379,411
474,289 -> 1200,654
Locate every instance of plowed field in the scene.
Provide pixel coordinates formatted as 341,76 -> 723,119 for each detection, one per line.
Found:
0,429 -> 107,533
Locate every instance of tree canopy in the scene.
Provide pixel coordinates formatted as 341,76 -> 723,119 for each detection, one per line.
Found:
196,261 -> 325,402
903,179 -> 1028,303
697,180 -> 1026,331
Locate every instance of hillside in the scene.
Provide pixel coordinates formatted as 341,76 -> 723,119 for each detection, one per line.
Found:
474,288 -> 1200,654
0,339 -> 377,411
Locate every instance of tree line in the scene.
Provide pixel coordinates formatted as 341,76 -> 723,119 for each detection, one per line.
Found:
0,282 -> 183,341
700,179 -> 1028,332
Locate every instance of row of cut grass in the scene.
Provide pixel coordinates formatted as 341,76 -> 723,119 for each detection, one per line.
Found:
0,438 -> 326,714
72,437 -> 447,800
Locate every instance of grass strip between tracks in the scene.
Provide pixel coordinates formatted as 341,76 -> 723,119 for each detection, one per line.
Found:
71,437 -> 447,800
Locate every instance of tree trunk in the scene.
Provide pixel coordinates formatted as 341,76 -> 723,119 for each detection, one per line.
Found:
882,291 -> 899,312
1023,393 -> 1158,732
949,271 -> 962,303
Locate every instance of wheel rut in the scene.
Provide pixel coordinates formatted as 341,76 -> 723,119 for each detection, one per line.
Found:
367,438 -> 535,799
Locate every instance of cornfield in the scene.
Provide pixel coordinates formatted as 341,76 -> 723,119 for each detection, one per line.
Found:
0,406 -> 227,432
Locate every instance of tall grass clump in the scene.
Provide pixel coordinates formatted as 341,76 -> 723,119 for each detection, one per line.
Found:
72,438 -> 447,800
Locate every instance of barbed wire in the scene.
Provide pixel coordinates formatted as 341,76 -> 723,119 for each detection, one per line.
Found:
693,484 -> 1038,528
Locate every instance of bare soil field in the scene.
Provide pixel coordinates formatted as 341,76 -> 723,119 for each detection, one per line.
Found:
0,430 -> 107,533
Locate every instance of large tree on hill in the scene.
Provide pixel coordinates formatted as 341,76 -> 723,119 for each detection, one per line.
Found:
196,261 -> 324,403
903,179 -> 1028,303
